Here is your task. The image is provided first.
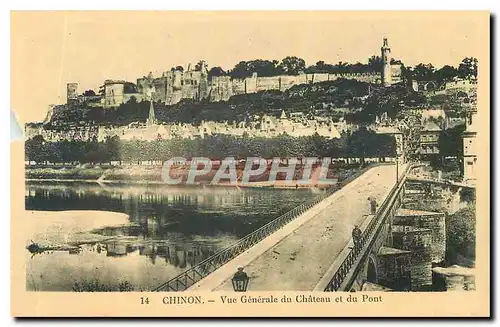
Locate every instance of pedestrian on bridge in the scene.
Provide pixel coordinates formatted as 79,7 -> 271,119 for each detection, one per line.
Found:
352,225 -> 362,251
368,196 -> 378,215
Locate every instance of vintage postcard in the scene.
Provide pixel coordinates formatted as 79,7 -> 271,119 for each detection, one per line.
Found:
11,11 -> 490,317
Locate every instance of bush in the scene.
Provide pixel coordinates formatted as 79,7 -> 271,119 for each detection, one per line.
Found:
445,206 -> 475,265
459,187 -> 476,203
73,279 -> 135,292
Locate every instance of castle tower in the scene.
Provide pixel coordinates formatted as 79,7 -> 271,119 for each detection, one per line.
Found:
381,37 -> 392,86
147,100 -> 157,126
67,83 -> 79,103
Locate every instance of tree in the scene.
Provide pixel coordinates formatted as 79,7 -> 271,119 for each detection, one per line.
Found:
435,65 -> 459,82
458,57 -> 478,79
368,55 -> 383,71
83,90 -> 96,96
104,135 -> 121,162
446,206 -> 475,264
208,67 -> 227,79
346,127 -> 396,163
278,56 -> 306,75
315,60 -> 327,72
127,96 -> 138,104
25,135 -> 46,163
305,60 -> 337,74
438,123 -> 466,159
230,61 -> 252,78
229,59 -> 282,78
412,63 -> 435,81
401,66 -> 413,83
335,61 -> 349,74
250,59 -> 282,77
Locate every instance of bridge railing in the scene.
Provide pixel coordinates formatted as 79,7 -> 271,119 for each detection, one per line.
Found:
323,163 -> 414,291
153,163 -> 384,292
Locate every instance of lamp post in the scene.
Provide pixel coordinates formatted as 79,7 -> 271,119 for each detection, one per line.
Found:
231,267 -> 249,292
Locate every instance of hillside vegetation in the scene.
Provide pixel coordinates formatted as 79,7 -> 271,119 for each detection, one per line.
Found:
49,79 -> 427,126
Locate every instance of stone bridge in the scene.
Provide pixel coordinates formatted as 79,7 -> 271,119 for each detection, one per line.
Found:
314,165 -> 474,292
155,163 -> 467,292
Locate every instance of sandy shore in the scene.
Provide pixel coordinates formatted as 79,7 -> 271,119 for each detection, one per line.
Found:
25,210 -> 133,247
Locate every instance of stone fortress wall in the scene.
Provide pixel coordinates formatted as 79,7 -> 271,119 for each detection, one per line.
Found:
76,38 -> 401,108
136,67 -> 386,107
209,71 -> 384,102
129,38 -> 401,107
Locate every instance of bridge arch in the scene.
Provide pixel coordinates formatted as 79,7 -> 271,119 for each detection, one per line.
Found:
366,255 -> 378,284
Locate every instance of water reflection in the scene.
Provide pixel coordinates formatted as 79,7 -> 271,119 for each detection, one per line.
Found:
25,182 -> 314,291
26,183 -> 310,238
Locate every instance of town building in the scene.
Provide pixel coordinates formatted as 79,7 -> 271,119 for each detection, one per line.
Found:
462,111 -> 477,185
419,120 -> 442,159
96,108 -> 342,142
100,80 -> 144,107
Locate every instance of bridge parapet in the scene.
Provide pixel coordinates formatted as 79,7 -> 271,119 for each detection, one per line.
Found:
318,164 -> 414,292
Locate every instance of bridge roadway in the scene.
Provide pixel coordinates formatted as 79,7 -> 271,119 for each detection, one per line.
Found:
189,164 -> 400,291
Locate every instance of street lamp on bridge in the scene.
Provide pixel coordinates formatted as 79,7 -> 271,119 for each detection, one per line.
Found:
231,267 -> 250,292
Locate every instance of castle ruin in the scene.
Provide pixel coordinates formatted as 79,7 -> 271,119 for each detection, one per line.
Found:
70,38 -> 402,109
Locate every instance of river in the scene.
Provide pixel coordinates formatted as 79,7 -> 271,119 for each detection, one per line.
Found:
25,182 -> 317,291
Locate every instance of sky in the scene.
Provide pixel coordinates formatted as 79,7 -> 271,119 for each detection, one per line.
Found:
11,11 -> 487,123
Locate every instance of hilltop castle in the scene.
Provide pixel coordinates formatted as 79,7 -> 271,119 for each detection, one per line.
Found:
65,38 -> 402,109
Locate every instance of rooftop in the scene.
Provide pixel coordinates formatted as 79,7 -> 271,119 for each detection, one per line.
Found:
421,109 -> 446,119
375,125 -> 401,135
422,120 -> 442,132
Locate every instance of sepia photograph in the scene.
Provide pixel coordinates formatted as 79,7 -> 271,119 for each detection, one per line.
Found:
10,10 -> 490,317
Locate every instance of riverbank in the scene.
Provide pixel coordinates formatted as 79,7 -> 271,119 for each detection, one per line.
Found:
25,210 -> 135,248
25,164 -> 362,188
